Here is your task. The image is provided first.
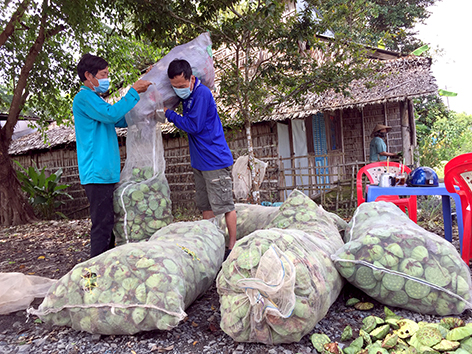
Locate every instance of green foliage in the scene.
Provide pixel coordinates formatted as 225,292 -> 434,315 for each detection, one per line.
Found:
414,95 -> 472,168
211,1 -> 378,127
14,160 -> 72,220
0,0 -> 164,131
317,0 -> 437,52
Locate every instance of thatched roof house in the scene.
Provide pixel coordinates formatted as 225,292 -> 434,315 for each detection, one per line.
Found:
272,55 -> 436,119
8,53 -> 438,215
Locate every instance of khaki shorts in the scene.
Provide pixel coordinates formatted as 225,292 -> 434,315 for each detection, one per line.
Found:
193,167 -> 235,215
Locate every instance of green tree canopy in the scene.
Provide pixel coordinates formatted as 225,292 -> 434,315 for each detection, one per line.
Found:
0,0 -> 165,225
414,95 -> 472,169
317,0 -> 437,52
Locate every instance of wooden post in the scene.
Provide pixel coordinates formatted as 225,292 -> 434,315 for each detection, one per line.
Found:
408,99 -> 417,164
288,121 -> 296,188
384,101 -> 389,151
400,100 -> 412,165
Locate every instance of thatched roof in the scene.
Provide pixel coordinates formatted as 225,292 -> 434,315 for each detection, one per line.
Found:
224,55 -> 437,123
267,55 -> 437,121
9,55 -> 436,155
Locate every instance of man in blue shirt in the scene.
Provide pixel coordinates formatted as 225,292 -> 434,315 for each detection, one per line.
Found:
73,53 -> 151,257
164,59 -> 237,257
369,124 -> 400,162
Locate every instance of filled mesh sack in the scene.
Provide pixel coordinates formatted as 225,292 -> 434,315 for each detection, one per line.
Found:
29,220 -> 224,335
113,100 -> 172,245
217,228 -> 343,344
332,201 -> 472,316
215,203 -> 280,246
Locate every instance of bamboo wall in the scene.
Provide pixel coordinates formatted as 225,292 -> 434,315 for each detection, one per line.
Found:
162,121 -> 280,212
342,102 -> 402,165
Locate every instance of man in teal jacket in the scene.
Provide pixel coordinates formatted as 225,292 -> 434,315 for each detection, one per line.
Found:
164,59 -> 237,258
73,53 -> 151,257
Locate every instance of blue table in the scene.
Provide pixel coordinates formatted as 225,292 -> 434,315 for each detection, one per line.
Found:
366,183 -> 464,248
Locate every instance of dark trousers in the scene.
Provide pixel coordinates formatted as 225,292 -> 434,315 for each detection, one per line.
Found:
84,184 -> 116,258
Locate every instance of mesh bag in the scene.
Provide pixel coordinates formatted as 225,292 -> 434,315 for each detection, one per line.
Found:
232,155 -> 268,200
29,220 -> 225,335
266,189 -> 344,254
142,32 -> 215,110
113,96 -> 172,245
332,201 -> 472,316
216,190 -> 344,344
0,273 -> 56,315
217,228 -> 343,344
215,203 -> 280,246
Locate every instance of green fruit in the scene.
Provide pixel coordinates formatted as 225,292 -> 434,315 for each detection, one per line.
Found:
386,243 -> 404,258
416,326 -> 442,347
346,298 -> 361,306
411,246 -> 429,262
370,324 -> 390,341
390,290 -> 409,306
399,258 -> 424,277
447,326 -> 472,341
382,273 -> 405,292
341,325 -> 353,341
382,333 -> 399,349
424,265 -> 452,287
359,328 -> 372,346
310,333 -> 331,352
362,316 -> 379,333
404,279 -> 431,299
435,298 -> 453,316
355,266 -> 376,288
456,276 -> 470,296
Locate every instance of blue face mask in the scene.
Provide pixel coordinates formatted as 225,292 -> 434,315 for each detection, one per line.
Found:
93,77 -> 110,94
173,85 -> 192,100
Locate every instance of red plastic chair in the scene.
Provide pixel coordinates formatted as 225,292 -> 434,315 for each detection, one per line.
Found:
357,161 -> 417,223
444,153 -> 472,264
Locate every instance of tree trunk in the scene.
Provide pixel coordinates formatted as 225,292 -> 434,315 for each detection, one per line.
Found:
0,141 -> 37,226
0,6 -> 63,226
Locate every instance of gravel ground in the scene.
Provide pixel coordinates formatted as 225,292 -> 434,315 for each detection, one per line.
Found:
1,217 -> 471,354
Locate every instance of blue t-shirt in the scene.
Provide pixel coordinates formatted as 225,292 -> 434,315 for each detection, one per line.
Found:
165,78 -> 234,171
369,136 -> 387,162
73,86 -> 139,184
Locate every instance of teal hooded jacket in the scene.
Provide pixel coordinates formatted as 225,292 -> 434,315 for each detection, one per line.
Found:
72,86 -> 140,184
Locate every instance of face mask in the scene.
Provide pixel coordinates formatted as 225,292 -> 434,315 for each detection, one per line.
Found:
378,132 -> 387,138
93,77 -> 110,94
173,84 -> 192,99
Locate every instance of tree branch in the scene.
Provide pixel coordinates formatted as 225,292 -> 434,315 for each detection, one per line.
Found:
5,9 -> 64,143
166,9 -> 236,46
228,4 -> 243,19
0,0 -> 30,47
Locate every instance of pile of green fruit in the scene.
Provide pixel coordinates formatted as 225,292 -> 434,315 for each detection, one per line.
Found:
311,305 -> 472,353
266,190 -> 345,254
113,167 -> 173,245
30,220 -> 224,335
217,226 -> 343,344
333,201 -> 472,316
215,203 -> 280,245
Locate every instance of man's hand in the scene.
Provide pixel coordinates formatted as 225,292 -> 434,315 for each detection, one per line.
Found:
132,80 -> 152,93
163,107 -> 168,113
